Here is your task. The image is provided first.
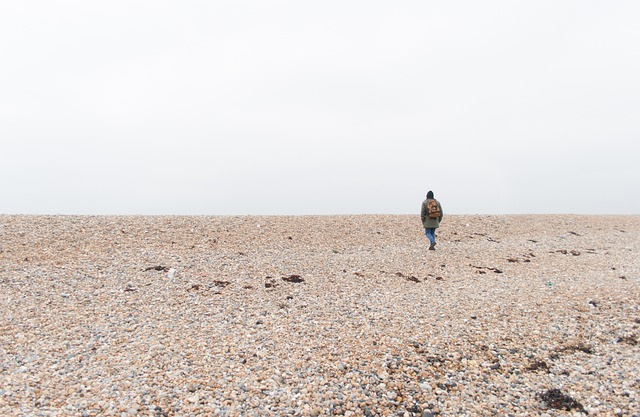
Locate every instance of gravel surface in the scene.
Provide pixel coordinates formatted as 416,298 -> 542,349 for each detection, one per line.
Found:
1,214 -> 639,416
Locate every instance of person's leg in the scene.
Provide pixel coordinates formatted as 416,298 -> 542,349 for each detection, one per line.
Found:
425,228 -> 436,249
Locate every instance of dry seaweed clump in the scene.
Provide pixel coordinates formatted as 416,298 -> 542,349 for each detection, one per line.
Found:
525,360 -> 549,372
616,334 -> 638,346
539,389 -> 587,413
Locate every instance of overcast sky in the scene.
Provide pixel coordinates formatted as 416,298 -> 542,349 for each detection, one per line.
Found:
2,1 -> 639,215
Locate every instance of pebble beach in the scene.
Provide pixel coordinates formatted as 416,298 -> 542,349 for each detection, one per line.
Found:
1,214 -> 639,416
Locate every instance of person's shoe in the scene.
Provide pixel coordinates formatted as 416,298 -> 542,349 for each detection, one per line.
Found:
429,241 -> 436,250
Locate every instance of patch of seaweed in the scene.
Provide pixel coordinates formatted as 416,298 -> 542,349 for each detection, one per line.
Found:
539,389 -> 587,413
559,343 -> 594,355
525,360 -> 549,372
617,334 -> 638,346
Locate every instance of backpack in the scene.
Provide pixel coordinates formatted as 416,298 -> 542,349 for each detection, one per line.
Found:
427,199 -> 441,218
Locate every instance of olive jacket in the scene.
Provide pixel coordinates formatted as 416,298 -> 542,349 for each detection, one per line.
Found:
421,198 -> 443,229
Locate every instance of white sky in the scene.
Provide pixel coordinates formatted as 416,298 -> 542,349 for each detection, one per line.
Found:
2,1 -> 639,215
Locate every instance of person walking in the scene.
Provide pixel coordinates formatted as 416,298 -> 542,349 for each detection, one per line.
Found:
421,190 -> 443,250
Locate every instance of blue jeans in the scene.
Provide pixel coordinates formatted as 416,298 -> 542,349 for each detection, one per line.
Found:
425,228 -> 436,244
